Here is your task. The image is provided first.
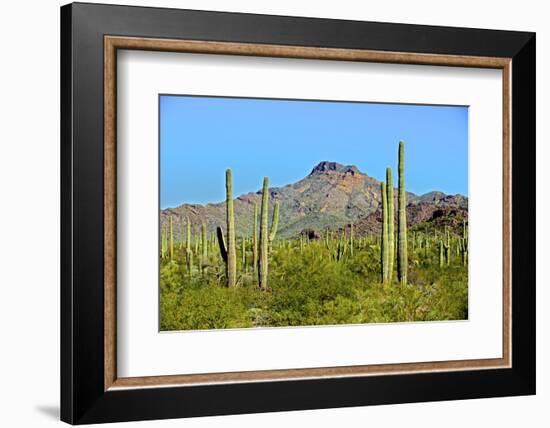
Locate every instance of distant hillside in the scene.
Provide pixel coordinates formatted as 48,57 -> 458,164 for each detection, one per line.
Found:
161,161 -> 467,240
337,201 -> 468,238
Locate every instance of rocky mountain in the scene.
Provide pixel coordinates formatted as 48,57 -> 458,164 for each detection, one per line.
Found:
161,161 -> 467,240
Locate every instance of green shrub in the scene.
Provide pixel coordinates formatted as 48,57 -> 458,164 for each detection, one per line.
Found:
160,233 -> 468,330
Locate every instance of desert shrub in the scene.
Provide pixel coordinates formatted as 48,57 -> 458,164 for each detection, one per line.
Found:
160,235 -> 468,331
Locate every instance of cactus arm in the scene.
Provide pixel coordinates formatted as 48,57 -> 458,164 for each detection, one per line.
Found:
444,226 -> 450,266
216,226 -> 228,263
269,201 -> 280,245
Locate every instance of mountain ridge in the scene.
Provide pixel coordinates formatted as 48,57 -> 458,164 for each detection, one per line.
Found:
161,161 -> 467,240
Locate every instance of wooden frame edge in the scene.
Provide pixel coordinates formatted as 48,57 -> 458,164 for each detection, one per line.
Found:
105,36 -> 511,68
103,35 -> 512,391
104,37 -> 117,390
502,61 -> 513,369
110,357 -> 508,390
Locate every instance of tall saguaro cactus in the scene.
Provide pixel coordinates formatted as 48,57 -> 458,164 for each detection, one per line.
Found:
258,177 -> 269,290
269,201 -> 280,251
225,169 -> 237,287
386,167 -> 395,281
397,141 -> 408,286
252,203 -> 258,272
380,181 -> 389,283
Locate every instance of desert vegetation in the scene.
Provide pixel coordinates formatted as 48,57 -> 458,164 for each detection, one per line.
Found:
160,141 -> 468,331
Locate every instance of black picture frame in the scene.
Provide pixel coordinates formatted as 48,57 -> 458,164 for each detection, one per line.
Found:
61,2 -> 535,424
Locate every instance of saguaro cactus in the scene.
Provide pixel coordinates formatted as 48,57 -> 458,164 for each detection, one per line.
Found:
439,240 -> 444,267
169,216 -> 174,261
424,227 -> 430,257
225,169 -> 237,287
341,231 -> 347,258
386,167 -> 394,281
201,223 -> 208,273
350,223 -> 354,257
186,218 -> 191,251
161,225 -> 167,259
258,177 -> 269,290
460,219 -> 468,266
186,218 -> 193,275
397,141 -> 408,286
242,237 -> 247,271
445,227 -> 451,266
269,201 -> 280,251
252,203 -> 258,272
380,181 -> 389,283
336,239 -> 345,262
210,231 -> 216,253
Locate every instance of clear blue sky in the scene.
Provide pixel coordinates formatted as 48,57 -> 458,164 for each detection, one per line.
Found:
160,95 -> 468,209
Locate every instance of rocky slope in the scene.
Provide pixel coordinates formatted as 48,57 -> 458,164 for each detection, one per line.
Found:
339,202 -> 468,237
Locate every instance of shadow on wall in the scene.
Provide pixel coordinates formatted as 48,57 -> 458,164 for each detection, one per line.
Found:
35,405 -> 59,420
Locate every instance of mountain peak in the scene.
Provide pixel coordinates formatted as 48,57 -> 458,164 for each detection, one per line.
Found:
309,161 -> 361,176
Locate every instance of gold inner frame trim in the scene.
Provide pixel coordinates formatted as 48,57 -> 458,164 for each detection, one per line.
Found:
104,35 -> 512,391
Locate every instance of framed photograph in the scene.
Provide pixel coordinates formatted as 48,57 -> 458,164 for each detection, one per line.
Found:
61,2 -> 535,424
